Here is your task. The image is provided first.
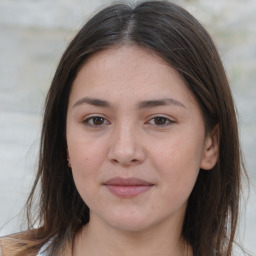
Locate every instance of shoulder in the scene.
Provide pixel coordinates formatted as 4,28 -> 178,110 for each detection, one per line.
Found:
0,234 -> 14,256
0,231 -> 42,256
0,234 -> 12,256
0,244 -> 4,256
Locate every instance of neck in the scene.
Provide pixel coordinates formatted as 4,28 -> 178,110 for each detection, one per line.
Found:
73,214 -> 192,256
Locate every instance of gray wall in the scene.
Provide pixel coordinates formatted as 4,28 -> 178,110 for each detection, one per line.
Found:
0,0 -> 255,254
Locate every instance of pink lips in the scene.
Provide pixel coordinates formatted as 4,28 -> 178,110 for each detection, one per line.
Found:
104,177 -> 154,198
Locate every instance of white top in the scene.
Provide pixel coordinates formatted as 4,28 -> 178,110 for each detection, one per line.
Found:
37,241 -> 50,256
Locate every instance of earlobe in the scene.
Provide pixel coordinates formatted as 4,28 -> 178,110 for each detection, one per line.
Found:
200,125 -> 219,170
67,148 -> 71,168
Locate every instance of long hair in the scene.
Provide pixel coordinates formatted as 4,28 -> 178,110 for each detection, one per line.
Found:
0,1 -> 245,255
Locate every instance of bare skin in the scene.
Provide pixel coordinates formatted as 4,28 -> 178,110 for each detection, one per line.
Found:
66,45 -> 218,256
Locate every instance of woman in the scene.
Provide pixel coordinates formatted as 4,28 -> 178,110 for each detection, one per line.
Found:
0,1 -> 246,255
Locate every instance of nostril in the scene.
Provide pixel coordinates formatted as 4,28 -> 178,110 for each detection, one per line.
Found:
107,140 -> 146,166
111,158 -> 138,164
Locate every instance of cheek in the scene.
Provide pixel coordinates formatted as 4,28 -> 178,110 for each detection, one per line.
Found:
67,137 -> 105,200
68,140 -> 104,206
150,132 -> 204,198
153,135 -> 203,173
67,128 -> 106,171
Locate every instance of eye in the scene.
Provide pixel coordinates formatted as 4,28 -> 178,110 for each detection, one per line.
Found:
147,116 -> 174,126
83,116 -> 110,127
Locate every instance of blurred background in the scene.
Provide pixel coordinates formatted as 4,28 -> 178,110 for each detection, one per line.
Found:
0,0 -> 255,254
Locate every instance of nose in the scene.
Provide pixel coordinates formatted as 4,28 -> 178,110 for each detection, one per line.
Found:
107,124 -> 146,166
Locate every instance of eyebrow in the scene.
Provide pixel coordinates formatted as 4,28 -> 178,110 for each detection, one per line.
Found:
138,98 -> 186,109
73,97 -> 186,109
73,97 -> 111,108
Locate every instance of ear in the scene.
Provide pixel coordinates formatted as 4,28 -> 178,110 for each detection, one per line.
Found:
66,148 -> 71,167
200,125 -> 219,170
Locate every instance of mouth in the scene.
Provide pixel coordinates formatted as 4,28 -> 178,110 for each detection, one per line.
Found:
103,177 -> 154,198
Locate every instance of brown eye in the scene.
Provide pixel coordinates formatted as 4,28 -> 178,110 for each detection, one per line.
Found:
147,116 -> 174,126
92,117 -> 105,125
83,116 -> 110,127
154,117 -> 168,125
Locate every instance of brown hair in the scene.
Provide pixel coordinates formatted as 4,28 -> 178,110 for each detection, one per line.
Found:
0,1 -> 246,255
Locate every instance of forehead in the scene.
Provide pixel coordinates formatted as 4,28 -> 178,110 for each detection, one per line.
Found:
70,45 -> 199,110
79,45 -> 170,82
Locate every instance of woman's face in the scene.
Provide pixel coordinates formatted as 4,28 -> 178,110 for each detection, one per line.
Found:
66,45 -> 217,233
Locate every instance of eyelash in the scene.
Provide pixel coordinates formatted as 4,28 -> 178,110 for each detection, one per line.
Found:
146,116 -> 174,126
83,116 -> 110,127
82,115 -> 174,128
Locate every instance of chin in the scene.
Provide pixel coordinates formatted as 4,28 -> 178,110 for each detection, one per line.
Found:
110,222 -> 151,233
104,213 -> 155,233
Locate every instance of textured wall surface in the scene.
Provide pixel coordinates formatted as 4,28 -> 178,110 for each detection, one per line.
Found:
0,0 -> 255,254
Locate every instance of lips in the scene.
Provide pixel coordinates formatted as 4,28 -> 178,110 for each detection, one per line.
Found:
103,177 -> 154,198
